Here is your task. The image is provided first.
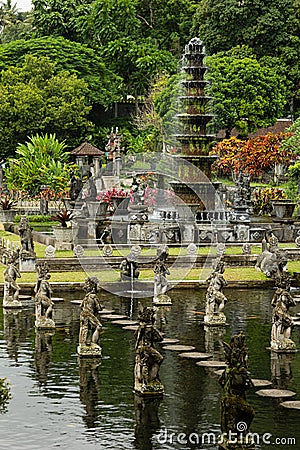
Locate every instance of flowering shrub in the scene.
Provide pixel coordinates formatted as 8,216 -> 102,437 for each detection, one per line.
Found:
251,187 -> 287,215
96,188 -> 131,205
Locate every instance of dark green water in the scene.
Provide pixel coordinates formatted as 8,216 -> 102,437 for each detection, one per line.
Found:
0,288 -> 300,450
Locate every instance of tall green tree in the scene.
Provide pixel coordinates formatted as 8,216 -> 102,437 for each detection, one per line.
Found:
0,54 -> 93,156
206,48 -> 288,137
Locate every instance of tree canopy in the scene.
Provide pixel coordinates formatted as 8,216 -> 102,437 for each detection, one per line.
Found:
206,48 -> 288,137
0,54 -> 93,156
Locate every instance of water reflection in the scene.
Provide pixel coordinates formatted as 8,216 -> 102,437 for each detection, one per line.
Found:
204,325 -> 225,359
34,330 -> 54,389
270,352 -> 295,389
134,394 -> 162,450
3,308 -> 33,363
78,358 -> 101,429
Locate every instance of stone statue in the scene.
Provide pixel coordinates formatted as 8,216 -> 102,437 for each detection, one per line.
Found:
134,305 -> 164,395
86,174 -> 97,201
204,259 -> 227,325
270,271 -> 296,352
35,263 -> 55,329
153,245 -> 172,305
77,277 -> 103,357
120,250 -> 140,281
255,234 -> 288,279
3,249 -> 22,308
219,332 -> 255,449
69,170 -> 83,201
18,216 -> 35,258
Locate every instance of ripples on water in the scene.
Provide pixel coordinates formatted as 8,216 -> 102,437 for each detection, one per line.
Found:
0,288 -> 300,449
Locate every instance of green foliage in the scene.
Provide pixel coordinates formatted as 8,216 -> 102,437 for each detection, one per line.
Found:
0,377 -> 11,412
206,49 -> 288,136
0,54 -> 93,155
0,36 -> 123,105
251,187 -> 287,215
14,214 -> 55,223
5,133 -> 75,195
281,117 -> 300,155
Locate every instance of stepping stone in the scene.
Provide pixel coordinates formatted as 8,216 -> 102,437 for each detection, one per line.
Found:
196,360 -> 227,369
99,309 -> 115,315
71,300 -> 81,305
214,369 -> 225,376
101,314 -> 127,320
111,320 -> 138,326
161,338 -> 180,345
252,379 -> 273,387
163,345 -> 196,352
291,316 -> 300,321
19,295 -> 32,301
178,352 -> 213,360
256,389 -> 296,398
122,325 -> 139,331
52,297 -> 64,302
280,401 -> 300,410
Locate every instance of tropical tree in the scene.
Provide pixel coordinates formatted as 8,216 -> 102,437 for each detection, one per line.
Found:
211,133 -> 292,180
0,54 -> 93,156
5,134 -> 77,195
206,48 -> 288,137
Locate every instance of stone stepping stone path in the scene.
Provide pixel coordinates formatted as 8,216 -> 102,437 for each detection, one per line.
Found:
291,316 -> 300,321
19,295 -> 32,302
161,338 -> 180,345
111,320 -> 138,326
293,296 -> 300,302
122,325 -> 139,331
178,352 -> 212,360
252,379 -> 273,387
52,297 -> 64,303
256,389 -> 296,398
163,345 -> 196,352
196,360 -> 227,369
101,314 -> 127,320
280,401 -> 300,410
70,300 -> 81,305
213,369 -> 225,377
99,309 -> 115,315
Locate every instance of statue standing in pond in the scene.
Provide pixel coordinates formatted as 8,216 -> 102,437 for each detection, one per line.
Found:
204,259 -> 227,326
134,305 -> 164,396
3,249 -> 22,308
219,332 -> 255,450
270,262 -> 296,352
35,263 -> 55,329
153,245 -> 172,305
77,277 -> 103,357
18,216 -> 35,258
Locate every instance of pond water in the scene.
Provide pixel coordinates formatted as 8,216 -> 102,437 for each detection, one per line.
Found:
1,288 -> 300,450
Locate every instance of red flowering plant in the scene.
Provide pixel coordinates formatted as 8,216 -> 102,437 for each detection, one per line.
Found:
96,188 -> 131,207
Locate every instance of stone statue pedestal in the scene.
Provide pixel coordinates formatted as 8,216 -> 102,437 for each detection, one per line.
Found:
35,317 -> 56,330
3,296 -> 22,309
153,294 -> 172,306
134,378 -> 164,397
19,256 -> 36,272
270,338 -> 297,353
204,312 -> 227,326
77,343 -> 102,357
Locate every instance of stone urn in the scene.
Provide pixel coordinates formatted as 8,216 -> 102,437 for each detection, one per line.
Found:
87,201 -> 109,218
111,196 -> 130,210
272,199 -> 296,219
53,226 -> 74,250
0,209 -> 17,224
